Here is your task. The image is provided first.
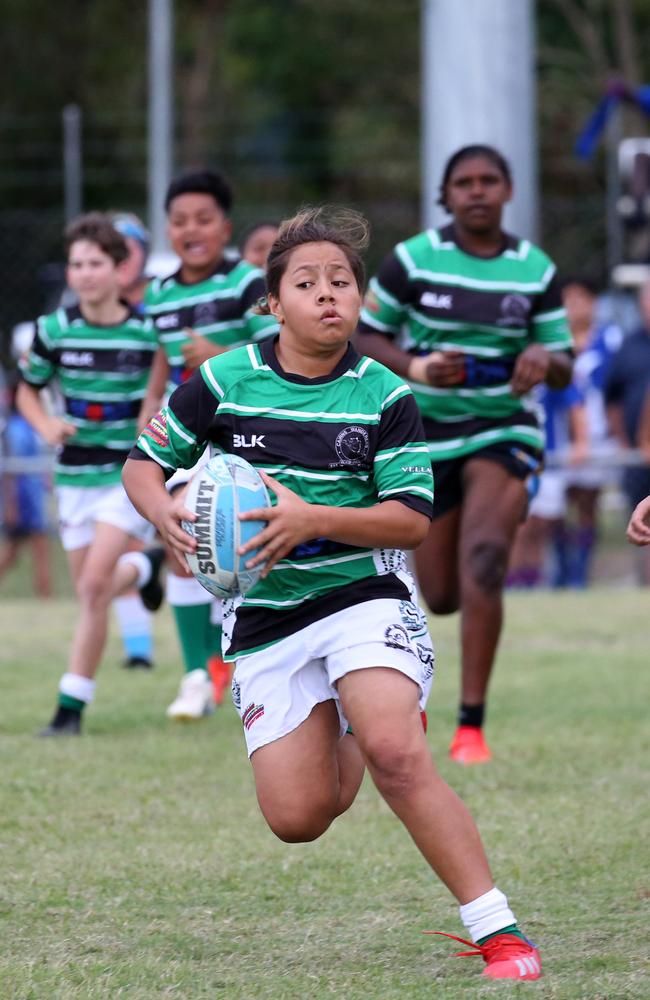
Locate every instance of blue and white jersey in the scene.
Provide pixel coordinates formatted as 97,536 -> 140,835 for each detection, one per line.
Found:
573,323 -> 623,446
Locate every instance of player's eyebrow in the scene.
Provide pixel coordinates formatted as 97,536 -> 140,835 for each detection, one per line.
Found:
290,261 -> 350,276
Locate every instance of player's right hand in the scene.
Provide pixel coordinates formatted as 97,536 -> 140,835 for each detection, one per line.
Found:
626,495 -> 650,546
407,350 -> 465,386
43,417 -> 77,447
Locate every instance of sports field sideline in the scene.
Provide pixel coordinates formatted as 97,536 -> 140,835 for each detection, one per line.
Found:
0,588 -> 647,999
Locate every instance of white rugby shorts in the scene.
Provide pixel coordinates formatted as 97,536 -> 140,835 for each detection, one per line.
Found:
56,483 -> 155,551
230,598 -> 435,757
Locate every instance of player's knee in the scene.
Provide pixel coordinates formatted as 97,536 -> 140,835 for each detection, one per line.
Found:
264,806 -> 334,844
419,582 -> 459,615
363,734 -> 424,801
466,539 -> 509,593
78,570 -> 112,610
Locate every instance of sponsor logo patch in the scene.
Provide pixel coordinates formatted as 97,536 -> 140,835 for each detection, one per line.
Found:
242,701 -> 265,730
142,412 -> 168,447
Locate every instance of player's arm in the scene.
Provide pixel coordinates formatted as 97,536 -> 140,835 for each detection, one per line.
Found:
514,269 -> 573,394
124,364 -> 221,558
122,456 -> 197,557
356,253 -> 464,385
137,346 -> 171,432
240,481 -> 429,578
16,381 -> 76,447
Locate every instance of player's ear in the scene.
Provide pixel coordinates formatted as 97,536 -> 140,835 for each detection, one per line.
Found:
267,293 -> 284,325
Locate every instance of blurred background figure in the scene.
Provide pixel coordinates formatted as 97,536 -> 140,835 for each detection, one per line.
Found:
239,221 -> 279,270
0,372 -> 53,598
111,212 -> 151,311
559,278 -> 623,587
604,280 -> 650,584
508,380 -> 588,588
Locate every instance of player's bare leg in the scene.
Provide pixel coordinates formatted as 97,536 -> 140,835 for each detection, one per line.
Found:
68,522 -> 135,679
458,460 -> 527,707
251,700 -> 365,842
338,667 -> 493,903
414,505 -> 461,615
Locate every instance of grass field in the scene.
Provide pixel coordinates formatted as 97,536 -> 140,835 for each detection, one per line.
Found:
1,582 -> 648,999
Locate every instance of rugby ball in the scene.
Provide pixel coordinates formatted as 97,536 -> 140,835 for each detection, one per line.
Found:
182,454 -> 271,598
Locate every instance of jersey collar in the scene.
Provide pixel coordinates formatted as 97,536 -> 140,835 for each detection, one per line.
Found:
260,335 -> 360,385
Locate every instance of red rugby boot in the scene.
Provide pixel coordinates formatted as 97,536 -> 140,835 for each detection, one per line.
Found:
448,725 -> 492,764
426,930 -> 542,980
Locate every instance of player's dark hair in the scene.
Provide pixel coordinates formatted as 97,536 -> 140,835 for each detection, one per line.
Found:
437,145 -> 512,210
261,206 -> 369,305
164,169 -> 233,214
559,275 -> 600,297
239,220 -> 280,252
64,212 -> 129,264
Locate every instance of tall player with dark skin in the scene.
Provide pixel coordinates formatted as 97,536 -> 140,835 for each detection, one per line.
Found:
358,150 -> 573,763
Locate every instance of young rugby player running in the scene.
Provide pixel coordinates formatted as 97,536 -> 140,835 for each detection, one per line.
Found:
139,170 -> 278,720
17,214 -> 160,735
357,145 -> 574,763
122,207 -> 543,981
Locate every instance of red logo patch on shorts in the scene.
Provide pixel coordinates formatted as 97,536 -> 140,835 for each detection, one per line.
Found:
143,412 -> 168,447
242,701 -> 265,730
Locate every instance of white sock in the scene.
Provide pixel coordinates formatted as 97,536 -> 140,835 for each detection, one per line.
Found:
459,887 -> 516,943
118,550 -> 151,589
59,672 -> 96,705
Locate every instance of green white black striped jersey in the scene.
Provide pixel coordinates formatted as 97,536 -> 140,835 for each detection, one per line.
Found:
358,224 -> 574,461
19,305 -> 157,487
131,337 -> 434,657
144,256 -> 278,393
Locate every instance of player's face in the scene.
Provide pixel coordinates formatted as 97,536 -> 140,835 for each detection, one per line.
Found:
444,156 -> 512,234
167,193 -> 232,279
269,242 -> 362,353
66,240 -> 121,307
562,283 -> 595,349
242,225 -> 279,270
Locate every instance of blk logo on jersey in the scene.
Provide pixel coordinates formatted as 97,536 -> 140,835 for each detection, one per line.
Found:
156,313 -> 180,329
61,350 -> 94,367
233,433 -> 266,449
421,291 -> 453,310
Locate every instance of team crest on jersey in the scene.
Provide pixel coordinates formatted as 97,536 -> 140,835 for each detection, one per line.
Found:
193,301 -> 218,326
334,425 -> 370,467
242,701 -> 265,730
497,293 -> 532,327
143,412 -> 168,447
116,349 -> 143,374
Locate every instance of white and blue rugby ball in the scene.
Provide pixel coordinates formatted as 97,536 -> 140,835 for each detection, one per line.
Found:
182,454 -> 271,598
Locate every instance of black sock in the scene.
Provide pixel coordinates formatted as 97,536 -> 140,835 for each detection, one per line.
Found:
459,702 -> 485,728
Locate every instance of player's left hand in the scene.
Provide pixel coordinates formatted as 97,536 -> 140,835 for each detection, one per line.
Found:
510,344 -> 550,397
238,472 -> 319,577
180,328 -> 226,369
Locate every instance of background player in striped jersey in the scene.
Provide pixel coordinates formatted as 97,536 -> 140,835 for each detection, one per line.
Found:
17,214 -> 160,735
122,207 -> 543,981
357,145 -> 574,764
138,171 -> 278,721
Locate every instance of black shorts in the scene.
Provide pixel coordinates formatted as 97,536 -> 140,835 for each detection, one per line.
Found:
622,467 -> 650,511
431,441 -> 542,520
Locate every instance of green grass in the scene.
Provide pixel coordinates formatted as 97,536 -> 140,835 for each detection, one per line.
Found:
1,588 -> 648,999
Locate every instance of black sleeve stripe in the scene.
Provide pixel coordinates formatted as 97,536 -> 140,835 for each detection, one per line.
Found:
379,393 -> 427,451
